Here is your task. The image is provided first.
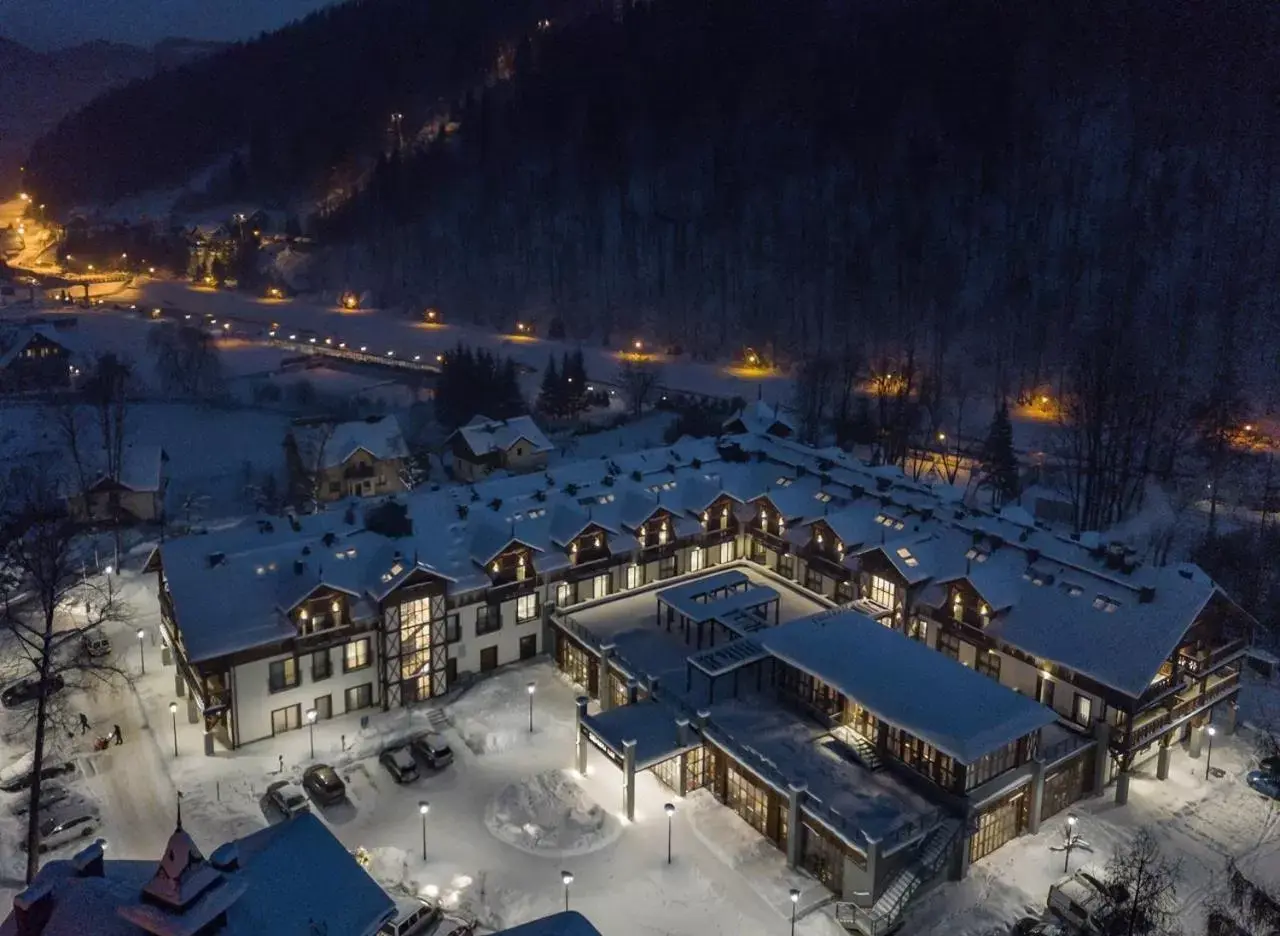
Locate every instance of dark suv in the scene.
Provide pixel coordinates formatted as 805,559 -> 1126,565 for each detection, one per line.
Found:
2,675 -> 66,708
302,764 -> 347,807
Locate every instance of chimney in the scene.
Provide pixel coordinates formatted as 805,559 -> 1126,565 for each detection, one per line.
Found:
1138,586 -> 1156,604
13,880 -> 55,936
676,718 -> 692,746
293,560 -> 305,576
209,843 -> 240,872
70,840 -> 104,878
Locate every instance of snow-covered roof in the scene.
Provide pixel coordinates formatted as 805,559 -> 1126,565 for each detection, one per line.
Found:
723,400 -> 795,436
1,814 -> 393,936
582,702 -> 695,770
450,414 -> 553,459
291,416 -> 408,471
498,912 -> 604,936
655,570 -> 750,611
659,584 -> 778,625
83,444 -> 167,493
760,610 -> 1058,763
0,324 -> 74,371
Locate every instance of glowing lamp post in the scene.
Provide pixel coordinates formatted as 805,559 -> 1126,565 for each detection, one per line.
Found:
527,681 -> 536,733
137,628 -> 146,674
418,801 -> 429,861
1063,814 -> 1078,872
789,888 -> 800,936
306,708 -> 318,759
1205,725 -> 1217,780
664,802 -> 675,864
169,701 -> 178,758
561,871 -> 574,912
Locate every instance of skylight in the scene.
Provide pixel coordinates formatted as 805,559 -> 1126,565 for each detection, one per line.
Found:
814,491 -> 832,503
1059,582 -> 1084,597
965,547 -> 989,563
1092,594 -> 1120,612
896,547 -> 919,568
775,476 -> 793,487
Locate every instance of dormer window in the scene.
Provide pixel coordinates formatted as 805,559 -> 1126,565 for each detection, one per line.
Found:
721,505 -> 729,519
979,603 -> 989,617
658,525 -> 669,546
299,608 -> 309,620
702,511 -> 709,524
817,533 -> 824,545
517,554 -> 526,566
330,601 -> 340,613
760,509 -> 769,525
491,561 -> 500,573
835,540 -> 843,553
594,535 -> 601,548
779,517 -> 786,533
571,542 -> 579,553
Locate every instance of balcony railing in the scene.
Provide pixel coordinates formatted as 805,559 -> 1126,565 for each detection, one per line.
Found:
1124,668 -> 1240,750
1180,637 -> 1248,676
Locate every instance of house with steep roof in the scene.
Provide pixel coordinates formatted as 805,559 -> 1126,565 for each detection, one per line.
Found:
0,812 -> 393,936
66,444 -> 169,525
0,325 -> 73,393
447,414 -> 554,481
723,400 -> 795,438
285,415 -> 410,502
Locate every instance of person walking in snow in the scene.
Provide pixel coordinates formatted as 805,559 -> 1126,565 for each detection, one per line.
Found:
111,724 -> 123,745
78,713 -> 90,735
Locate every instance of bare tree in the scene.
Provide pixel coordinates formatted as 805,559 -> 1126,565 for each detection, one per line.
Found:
1207,860 -> 1280,936
0,466 -> 131,883
617,359 -> 662,419
792,354 -> 835,445
1104,829 -> 1183,936
147,324 -> 226,399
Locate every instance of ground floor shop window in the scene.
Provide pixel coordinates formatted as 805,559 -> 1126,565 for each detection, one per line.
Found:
611,671 -> 630,708
725,765 -> 770,837
557,636 -> 597,695
1041,748 -> 1095,821
969,788 -> 1029,863
685,747 -> 707,791
652,754 -> 681,792
801,824 -> 845,894
271,704 -> 301,735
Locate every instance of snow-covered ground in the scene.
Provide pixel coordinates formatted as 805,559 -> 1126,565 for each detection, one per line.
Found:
1,568 -> 1277,935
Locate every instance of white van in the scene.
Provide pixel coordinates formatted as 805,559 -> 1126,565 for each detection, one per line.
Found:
379,895 -> 440,936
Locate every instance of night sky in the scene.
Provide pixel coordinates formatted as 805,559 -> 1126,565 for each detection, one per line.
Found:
0,0 -> 340,50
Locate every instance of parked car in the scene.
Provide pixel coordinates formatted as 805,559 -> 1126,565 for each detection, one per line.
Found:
433,915 -> 478,936
302,765 -> 347,807
1,674 -> 66,708
22,811 -> 100,853
378,895 -> 440,936
410,733 -> 453,770
0,761 -> 77,793
380,745 -> 419,784
8,783 -> 70,816
1246,770 -> 1280,801
1259,754 -> 1280,776
82,634 -> 111,658
266,780 -> 311,818
1047,872 -> 1116,935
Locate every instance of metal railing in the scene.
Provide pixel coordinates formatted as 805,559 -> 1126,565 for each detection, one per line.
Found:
1180,638 -> 1248,676
1125,668 -> 1240,750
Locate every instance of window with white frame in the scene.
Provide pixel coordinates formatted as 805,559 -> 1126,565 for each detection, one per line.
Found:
593,573 -> 610,599
719,541 -> 733,564
625,564 -> 640,589
516,592 -> 539,622
556,581 -> 572,607
343,638 -> 371,672
689,547 -> 705,573
868,574 -> 896,609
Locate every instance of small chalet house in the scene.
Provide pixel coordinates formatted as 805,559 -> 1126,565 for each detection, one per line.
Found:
0,325 -> 73,392
447,414 -> 554,481
723,400 -> 795,438
285,415 -> 409,502
67,444 -> 170,525
0,813 -> 394,936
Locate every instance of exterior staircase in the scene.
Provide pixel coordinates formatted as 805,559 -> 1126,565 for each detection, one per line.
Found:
835,818 -> 962,936
829,724 -> 883,772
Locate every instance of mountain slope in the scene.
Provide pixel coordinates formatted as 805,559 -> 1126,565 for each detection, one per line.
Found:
23,0 -> 576,210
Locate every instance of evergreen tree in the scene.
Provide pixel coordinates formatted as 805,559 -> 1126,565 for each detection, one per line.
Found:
562,350 -> 587,415
979,400 -> 1019,506
538,355 -> 565,416
498,359 -> 526,419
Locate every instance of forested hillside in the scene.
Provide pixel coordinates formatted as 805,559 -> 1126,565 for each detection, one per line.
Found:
319,0 -> 1280,405
23,0 -> 577,208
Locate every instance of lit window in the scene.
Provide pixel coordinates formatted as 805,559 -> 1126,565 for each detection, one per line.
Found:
896,547 -> 919,568
869,575 -> 896,609
814,491 -> 832,503
516,593 -> 539,622
556,581 -> 572,606
626,564 -> 640,589
343,639 -> 371,672
1092,595 -> 1120,613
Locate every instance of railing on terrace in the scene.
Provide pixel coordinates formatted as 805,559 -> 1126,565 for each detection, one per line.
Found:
1138,671 -> 1180,707
551,611 -> 603,653
1041,730 -> 1094,767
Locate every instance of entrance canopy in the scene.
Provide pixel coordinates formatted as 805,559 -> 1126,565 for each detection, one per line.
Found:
581,702 -> 700,771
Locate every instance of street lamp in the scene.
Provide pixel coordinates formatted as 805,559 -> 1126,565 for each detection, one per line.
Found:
169,701 -> 178,758
1063,814 -> 1078,872
561,871 -> 574,912
137,628 -> 146,674
1205,725 -> 1217,780
306,708 -> 318,759
789,888 -> 800,936
664,802 -> 675,864
527,681 -> 536,733
418,801 -> 429,861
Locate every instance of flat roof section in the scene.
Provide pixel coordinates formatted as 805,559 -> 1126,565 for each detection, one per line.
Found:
759,610 -> 1058,764
707,699 -> 937,847
581,702 -> 698,770
688,639 -> 769,677
666,585 -> 779,626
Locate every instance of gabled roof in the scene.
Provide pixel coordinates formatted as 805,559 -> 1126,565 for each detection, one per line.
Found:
0,324 -> 73,371
450,414 -> 553,459
469,520 -> 542,567
723,400 -> 795,436
548,503 -> 616,547
84,445 -> 167,493
291,416 -> 408,471
760,610 -> 1058,763
618,489 -> 670,530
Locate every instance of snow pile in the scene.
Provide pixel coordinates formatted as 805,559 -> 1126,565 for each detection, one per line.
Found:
484,770 -> 621,857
